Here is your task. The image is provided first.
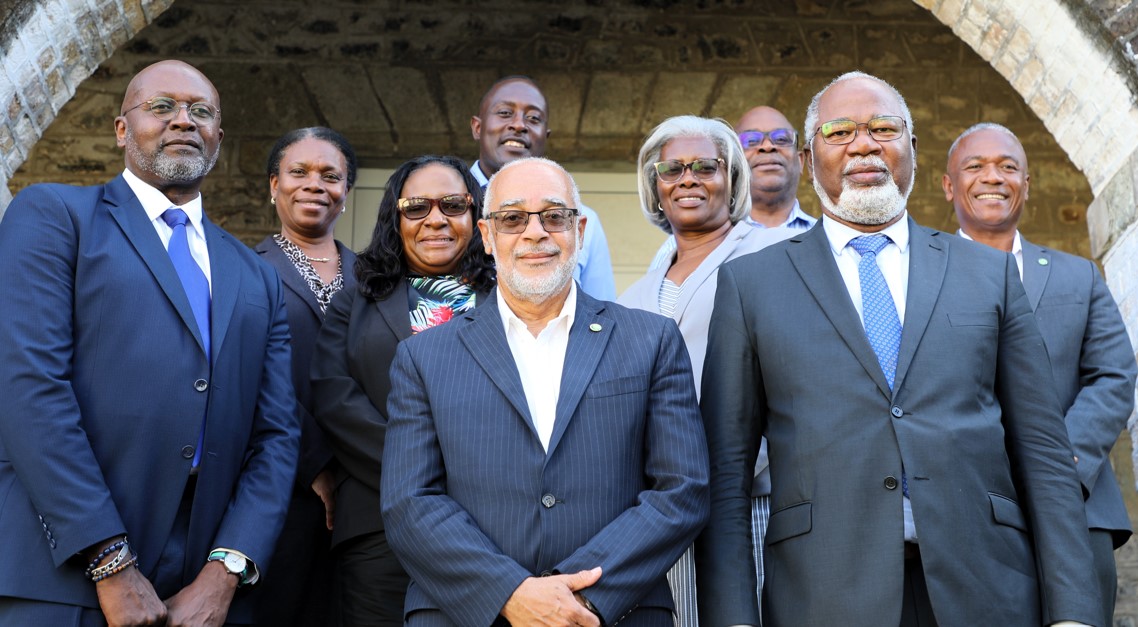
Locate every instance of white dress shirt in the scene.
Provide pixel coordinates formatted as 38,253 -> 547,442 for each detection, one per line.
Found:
497,283 -> 577,452
822,213 -> 915,541
958,229 -> 1023,281
122,168 -> 212,291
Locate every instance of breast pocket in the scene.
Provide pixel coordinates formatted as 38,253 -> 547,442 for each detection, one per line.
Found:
947,311 -> 998,327
584,374 -> 648,398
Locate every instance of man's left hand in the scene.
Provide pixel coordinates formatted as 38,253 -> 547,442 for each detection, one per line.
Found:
163,560 -> 238,627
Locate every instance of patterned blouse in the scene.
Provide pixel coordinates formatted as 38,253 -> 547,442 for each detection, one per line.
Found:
406,276 -> 477,334
272,234 -> 344,315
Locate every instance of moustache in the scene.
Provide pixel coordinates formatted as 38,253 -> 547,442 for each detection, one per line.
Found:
843,155 -> 890,176
513,243 -> 561,259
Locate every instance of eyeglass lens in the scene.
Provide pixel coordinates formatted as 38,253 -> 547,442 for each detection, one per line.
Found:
738,129 -> 796,148
490,209 -> 577,233
399,195 -> 472,220
654,158 -> 722,183
817,116 -> 904,145
143,97 -> 218,122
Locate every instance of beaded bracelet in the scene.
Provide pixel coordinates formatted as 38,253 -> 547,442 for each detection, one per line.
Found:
87,543 -> 132,580
84,538 -> 129,578
91,554 -> 137,583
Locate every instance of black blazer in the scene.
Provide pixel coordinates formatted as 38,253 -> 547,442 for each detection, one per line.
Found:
255,237 -> 357,489
311,280 -> 490,547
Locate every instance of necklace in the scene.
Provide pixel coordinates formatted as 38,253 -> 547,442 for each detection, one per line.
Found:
274,234 -> 332,262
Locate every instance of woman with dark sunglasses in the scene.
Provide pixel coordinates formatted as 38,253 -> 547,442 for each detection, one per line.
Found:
618,116 -> 794,627
310,155 -> 495,626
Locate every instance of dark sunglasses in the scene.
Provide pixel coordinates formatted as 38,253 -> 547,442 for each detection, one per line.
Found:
738,128 -> 797,149
397,194 -> 473,220
653,158 -> 724,183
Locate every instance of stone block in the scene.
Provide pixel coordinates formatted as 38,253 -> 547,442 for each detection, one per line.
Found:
97,0 -> 131,50
21,79 -> 53,134
1087,152 -> 1138,257
1011,56 -> 1043,99
528,70 -> 588,144
956,3 -> 987,50
140,0 -> 177,22
198,62 -> 319,136
933,0 -> 965,29
580,72 -> 652,136
708,74 -> 782,123
801,23 -> 856,68
936,69 -> 980,126
641,73 -> 717,134
977,18 -> 1008,61
573,135 -> 638,163
369,66 -> 444,138
438,68 -> 503,142
302,64 -> 392,134
121,0 -> 148,35
744,18 -> 811,68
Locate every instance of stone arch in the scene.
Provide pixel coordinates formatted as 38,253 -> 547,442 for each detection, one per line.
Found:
0,0 -> 173,211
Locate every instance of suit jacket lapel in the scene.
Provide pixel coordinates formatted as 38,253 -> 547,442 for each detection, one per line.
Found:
104,175 -> 208,356
204,220 -> 240,364
376,281 -> 413,342
787,223 -> 893,397
1020,240 -> 1049,312
893,220 -> 947,395
457,291 -> 536,438
259,239 -> 324,320
672,221 -> 748,323
546,290 -> 611,458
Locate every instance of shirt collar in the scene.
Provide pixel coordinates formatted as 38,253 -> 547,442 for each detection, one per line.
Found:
122,168 -> 205,230
745,199 -> 816,229
822,211 -> 910,256
470,161 -> 491,189
498,281 -> 578,336
957,229 -> 1022,257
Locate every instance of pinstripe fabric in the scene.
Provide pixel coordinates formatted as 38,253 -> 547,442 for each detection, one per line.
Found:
381,288 -> 709,627
749,495 -> 770,613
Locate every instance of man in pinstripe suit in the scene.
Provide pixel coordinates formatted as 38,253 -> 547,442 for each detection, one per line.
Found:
381,157 -> 710,626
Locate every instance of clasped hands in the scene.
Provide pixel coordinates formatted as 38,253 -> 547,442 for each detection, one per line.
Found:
96,560 -> 237,627
501,567 -> 603,627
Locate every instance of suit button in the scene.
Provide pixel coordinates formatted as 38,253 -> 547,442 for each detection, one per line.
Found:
181,445 -> 195,459
541,494 -> 556,508
194,379 -> 208,392
884,476 -> 898,490
891,406 -> 903,418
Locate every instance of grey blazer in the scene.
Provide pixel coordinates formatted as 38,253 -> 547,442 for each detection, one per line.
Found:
697,218 -> 1099,627
1022,238 -> 1136,546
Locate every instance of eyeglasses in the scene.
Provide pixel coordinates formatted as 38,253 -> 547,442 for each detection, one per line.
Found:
653,158 -> 725,183
397,194 -> 473,220
738,129 -> 797,149
487,208 -> 579,234
121,96 -> 220,123
812,116 -> 906,146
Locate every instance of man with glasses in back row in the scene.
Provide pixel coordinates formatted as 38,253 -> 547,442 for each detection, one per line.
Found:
0,60 -> 298,626
380,157 -> 709,626
697,71 -> 1099,626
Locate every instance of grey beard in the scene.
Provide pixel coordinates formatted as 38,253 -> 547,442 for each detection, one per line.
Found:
491,231 -> 581,304
812,157 -> 911,226
126,129 -> 218,183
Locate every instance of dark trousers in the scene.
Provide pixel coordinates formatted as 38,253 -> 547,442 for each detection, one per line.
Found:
251,486 -> 335,626
336,530 -> 410,627
900,544 -> 938,627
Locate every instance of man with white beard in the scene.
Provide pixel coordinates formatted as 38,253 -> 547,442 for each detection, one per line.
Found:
696,72 -> 1099,627
381,158 -> 709,627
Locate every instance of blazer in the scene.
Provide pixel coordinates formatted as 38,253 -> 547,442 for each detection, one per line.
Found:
311,279 -> 490,548
696,218 -> 1099,627
255,237 -> 357,489
0,175 -> 299,620
381,287 -> 710,626
1021,238 -> 1136,546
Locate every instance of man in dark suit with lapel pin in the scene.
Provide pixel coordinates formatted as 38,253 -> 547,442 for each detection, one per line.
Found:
381,156 -> 709,626
0,59 -> 299,626
944,122 -> 1137,627
697,71 -> 1099,627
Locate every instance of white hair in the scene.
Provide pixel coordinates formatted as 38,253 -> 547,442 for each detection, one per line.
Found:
482,156 -> 582,217
803,71 -> 915,146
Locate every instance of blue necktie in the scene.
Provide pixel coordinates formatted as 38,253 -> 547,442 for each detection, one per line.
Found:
849,234 -> 907,498
162,208 -> 210,468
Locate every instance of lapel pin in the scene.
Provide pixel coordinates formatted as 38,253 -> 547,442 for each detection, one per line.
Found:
589,323 -> 602,332
1038,258 -> 1048,266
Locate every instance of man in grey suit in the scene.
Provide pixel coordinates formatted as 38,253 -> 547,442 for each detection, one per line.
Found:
381,157 -> 709,626
944,122 -> 1137,626
696,71 -> 1099,627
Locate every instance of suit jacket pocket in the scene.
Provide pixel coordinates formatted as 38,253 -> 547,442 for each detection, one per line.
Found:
584,374 -> 649,398
988,492 -> 1028,532
766,501 -> 812,545
947,311 -> 998,327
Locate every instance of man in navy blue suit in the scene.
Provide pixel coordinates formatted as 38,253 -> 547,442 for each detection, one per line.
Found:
381,157 -> 709,626
0,60 -> 299,626
945,123 -> 1137,626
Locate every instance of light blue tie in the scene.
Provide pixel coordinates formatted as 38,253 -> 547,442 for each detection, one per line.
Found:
162,208 -> 211,468
849,234 -> 907,497
848,235 -> 901,389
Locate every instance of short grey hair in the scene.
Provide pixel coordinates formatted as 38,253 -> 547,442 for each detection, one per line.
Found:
803,71 -> 915,147
483,156 -> 583,217
946,122 -> 1022,168
636,115 -> 751,235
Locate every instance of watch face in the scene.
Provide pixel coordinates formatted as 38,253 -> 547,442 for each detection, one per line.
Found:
223,553 -> 246,573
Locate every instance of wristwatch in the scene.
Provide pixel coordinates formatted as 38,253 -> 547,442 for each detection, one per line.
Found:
207,550 -> 249,585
